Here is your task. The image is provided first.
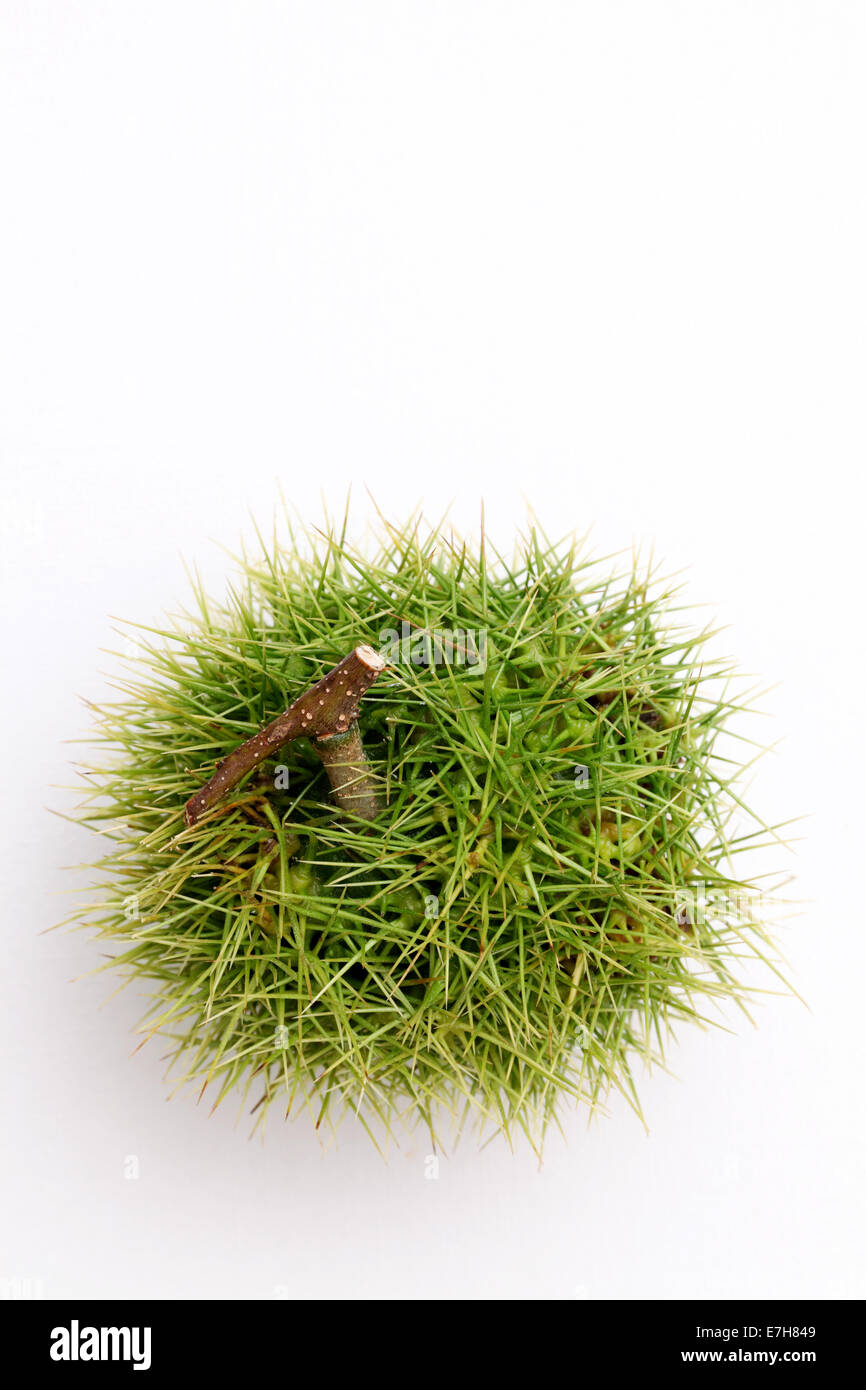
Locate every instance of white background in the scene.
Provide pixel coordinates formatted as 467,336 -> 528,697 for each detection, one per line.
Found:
1,2 -> 864,1300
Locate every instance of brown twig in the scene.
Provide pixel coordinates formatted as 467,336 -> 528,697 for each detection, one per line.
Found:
184,643 -> 387,827
313,723 -> 381,822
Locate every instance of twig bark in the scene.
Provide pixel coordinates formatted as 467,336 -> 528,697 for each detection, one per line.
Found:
313,723 -> 381,821
184,643 -> 386,827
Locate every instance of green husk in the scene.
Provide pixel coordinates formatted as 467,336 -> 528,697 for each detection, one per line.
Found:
66,507 -> 789,1152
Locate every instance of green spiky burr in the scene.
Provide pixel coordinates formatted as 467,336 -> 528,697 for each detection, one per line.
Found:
69,510 -> 784,1150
